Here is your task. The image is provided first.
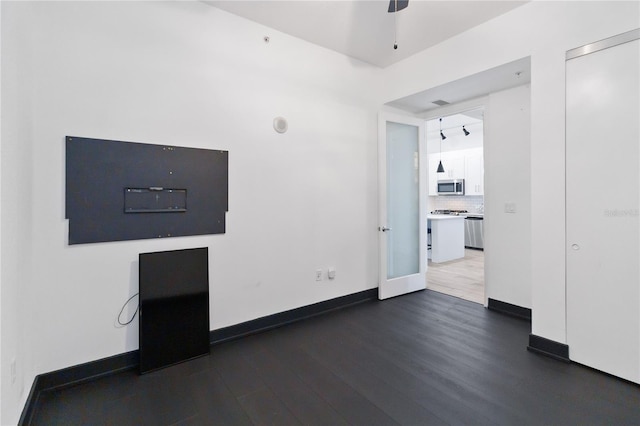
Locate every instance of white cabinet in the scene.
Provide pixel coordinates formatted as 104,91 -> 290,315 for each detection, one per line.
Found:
428,149 -> 483,196
440,152 -> 465,180
428,153 -> 463,195
465,150 -> 484,196
428,215 -> 465,263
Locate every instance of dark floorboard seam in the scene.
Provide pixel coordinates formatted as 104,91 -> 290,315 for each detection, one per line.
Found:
18,288 -> 378,425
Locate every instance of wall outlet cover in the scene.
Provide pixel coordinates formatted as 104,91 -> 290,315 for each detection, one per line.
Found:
504,202 -> 517,213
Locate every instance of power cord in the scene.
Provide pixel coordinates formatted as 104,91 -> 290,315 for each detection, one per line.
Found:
117,293 -> 139,326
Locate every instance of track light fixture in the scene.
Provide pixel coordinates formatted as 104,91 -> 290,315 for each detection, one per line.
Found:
463,125 -> 470,136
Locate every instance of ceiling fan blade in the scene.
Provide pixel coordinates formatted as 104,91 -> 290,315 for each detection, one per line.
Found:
387,0 -> 409,13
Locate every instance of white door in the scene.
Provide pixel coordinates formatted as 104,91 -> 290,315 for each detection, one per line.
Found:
378,113 -> 427,300
566,32 -> 640,383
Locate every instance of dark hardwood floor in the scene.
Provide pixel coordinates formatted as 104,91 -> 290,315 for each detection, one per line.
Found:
31,290 -> 639,425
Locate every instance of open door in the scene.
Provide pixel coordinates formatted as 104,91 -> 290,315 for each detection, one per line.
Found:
378,113 -> 427,300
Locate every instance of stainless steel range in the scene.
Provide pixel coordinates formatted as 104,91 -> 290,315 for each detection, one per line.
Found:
430,209 -> 468,216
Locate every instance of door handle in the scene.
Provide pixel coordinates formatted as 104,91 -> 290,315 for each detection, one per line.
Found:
571,244 -> 580,251
380,227 -> 392,232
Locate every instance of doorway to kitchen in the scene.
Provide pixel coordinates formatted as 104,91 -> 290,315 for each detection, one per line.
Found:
384,57 -> 532,309
426,109 -> 485,304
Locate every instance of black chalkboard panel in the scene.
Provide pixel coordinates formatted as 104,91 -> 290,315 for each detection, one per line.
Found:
139,247 -> 210,374
65,136 -> 228,244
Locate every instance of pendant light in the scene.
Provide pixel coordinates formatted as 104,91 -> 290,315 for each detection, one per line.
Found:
437,118 -> 445,173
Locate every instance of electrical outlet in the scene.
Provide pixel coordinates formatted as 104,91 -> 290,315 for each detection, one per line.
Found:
315,269 -> 322,281
11,359 -> 16,384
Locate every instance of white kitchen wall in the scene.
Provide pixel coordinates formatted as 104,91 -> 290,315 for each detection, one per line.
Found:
1,2 -> 383,423
383,1 -> 639,344
428,196 -> 484,213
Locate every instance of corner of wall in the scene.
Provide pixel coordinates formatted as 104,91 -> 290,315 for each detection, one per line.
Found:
1,2 -> 37,423
484,84 -> 532,310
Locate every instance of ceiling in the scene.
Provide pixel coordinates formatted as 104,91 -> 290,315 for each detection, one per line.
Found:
205,0 -> 528,68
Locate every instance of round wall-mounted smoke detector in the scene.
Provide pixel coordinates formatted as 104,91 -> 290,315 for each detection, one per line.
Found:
273,116 -> 288,134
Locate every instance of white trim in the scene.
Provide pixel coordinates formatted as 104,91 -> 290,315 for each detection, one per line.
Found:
419,100 -> 490,307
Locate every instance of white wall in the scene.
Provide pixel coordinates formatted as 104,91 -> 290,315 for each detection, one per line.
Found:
1,2 -> 36,423
383,1 -> 639,343
1,2 -> 383,423
0,0 -> 3,418
485,84 -> 531,308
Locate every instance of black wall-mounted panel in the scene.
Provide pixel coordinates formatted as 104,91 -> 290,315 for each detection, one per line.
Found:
139,247 -> 210,374
65,136 -> 228,244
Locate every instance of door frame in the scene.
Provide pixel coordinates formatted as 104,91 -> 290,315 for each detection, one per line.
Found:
420,99 -> 488,306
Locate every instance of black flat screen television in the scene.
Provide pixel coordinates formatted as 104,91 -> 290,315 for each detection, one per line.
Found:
139,247 -> 210,374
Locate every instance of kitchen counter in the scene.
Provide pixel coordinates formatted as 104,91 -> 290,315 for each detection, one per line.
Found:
428,214 -> 467,220
428,215 -> 465,263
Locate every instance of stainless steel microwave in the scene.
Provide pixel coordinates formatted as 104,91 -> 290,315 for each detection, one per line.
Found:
437,179 -> 465,195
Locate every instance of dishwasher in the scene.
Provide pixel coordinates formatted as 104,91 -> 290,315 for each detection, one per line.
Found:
464,215 -> 484,250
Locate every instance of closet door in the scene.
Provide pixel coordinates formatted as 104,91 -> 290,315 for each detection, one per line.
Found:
566,31 -> 640,383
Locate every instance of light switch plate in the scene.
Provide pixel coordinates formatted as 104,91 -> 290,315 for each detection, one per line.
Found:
328,267 -> 336,279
